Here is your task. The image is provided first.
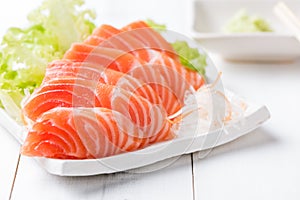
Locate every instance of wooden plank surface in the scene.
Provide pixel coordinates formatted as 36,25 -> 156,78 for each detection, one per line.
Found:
11,155 -> 194,200
192,56 -> 300,200
0,2 -> 35,199
0,128 -> 20,200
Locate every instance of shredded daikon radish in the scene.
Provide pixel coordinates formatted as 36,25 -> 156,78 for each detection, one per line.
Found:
168,73 -> 247,135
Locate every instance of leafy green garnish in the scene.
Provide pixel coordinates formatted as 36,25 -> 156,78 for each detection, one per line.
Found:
171,41 -> 206,75
146,20 -> 207,74
0,0 -> 96,120
145,19 -> 167,32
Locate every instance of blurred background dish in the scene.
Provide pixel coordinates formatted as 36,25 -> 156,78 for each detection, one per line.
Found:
190,0 -> 300,61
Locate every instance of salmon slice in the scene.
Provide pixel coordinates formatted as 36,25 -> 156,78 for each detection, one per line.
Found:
84,35 -> 106,46
65,42 -> 203,91
22,107 -> 153,159
64,44 -> 188,115
63,45 -> 182,114
89,22 -> 177,60
64,44 -> 144,72
84,24 -> 153,59
44,60 -> 162,105
92,24 -> 121,39
126,64 -> 194,115
121,21 -> 177,58
146,50 -> 205,90
84,24 -> 176,69
23,78 -> 168,139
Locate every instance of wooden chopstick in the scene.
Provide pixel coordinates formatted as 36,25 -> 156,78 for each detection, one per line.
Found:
274,2 -> 300,42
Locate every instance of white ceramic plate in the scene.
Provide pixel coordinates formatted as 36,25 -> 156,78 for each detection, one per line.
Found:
0,99 -> 270,176
0,30 -> 271,176
190,0 -> 300,61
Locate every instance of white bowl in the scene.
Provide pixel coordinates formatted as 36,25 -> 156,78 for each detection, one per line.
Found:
190,0 -> 300,61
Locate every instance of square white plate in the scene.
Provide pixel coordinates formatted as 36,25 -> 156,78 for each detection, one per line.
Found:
0,99 -> 270,176
0,26 -> 271,176
190,0 -> 300,61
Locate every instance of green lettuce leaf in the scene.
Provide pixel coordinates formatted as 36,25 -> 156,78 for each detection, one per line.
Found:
171,41 -> 207,75
145,19 -> 167,32
146,20 -> 207,75
0,0 -> 96,121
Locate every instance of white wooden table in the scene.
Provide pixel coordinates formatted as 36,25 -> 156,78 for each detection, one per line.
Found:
1,0 -> 300,199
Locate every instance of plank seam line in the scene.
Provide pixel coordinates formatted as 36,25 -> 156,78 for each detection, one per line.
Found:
9,153 -> 21,200
191,153 -> 195,200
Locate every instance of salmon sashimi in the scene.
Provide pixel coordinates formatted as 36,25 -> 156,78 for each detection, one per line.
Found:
84,35 -> 106,46
145,50 -> 205,90
92,21 -> 179,62
68,22 -> 203,106
64,44 -> 144,73
21,108 -> 152,159
63,44 -> 183,114
23,78 -> 169,139
85,28 -> 204,91
63,43 -> 203,114
92,24 -> 121,39
121,20 -> 177,59
20,20 -> 207,160
85,24 -> 203,93
84,24 -> 153,59
44,60 -> 161,105
94,23 -> 204,90
85,24 -> 174,60
65,43 -> 203,91
126,64 -> 194,115
84,25 -> 178,69
83,25 -> 205,107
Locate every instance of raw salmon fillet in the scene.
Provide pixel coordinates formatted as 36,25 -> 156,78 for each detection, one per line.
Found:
23,78 -> 170,139
22,107 -> 172,159
44,60 -> 162,105
64,43 -> 203,115
21,20 -> 205,160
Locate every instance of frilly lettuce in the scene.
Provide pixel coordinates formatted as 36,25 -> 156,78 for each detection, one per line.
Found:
0,0 -> 96,121
171,41 -> 206,75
